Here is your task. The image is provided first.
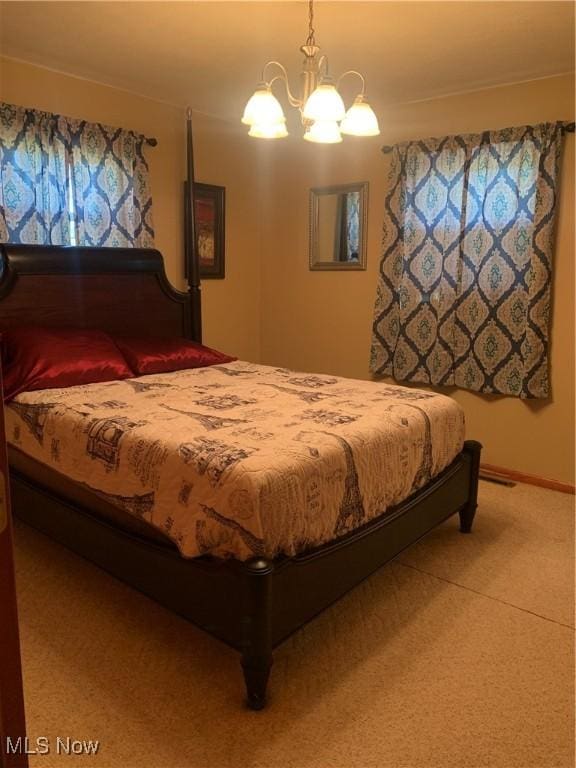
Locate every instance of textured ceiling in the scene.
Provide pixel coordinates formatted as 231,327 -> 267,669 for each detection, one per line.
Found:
0,1 -> 574,123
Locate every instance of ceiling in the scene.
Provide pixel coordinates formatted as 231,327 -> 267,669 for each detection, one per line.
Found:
0,1 -> 574,124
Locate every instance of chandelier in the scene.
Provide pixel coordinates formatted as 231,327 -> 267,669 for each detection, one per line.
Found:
241,0 -> 380,143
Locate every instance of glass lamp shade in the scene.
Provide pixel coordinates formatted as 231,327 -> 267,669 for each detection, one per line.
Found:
303,120 -> 342,144
340,96 -> 380,136
302,82 -> 346,122
242,86 -> 286,126
248,120 -> 289,139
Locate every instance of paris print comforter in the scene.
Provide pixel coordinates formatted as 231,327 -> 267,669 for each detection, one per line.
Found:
6,361 -> 465,560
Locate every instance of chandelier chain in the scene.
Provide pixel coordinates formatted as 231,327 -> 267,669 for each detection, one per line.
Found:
306,0 -> 316,47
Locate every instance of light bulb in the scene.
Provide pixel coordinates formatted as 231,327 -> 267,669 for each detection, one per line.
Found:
242,85 -> 286,126
248,120 -> 289,139
340,95 -> 380,137
302,81 -> 346,122
303,120 -> 342,144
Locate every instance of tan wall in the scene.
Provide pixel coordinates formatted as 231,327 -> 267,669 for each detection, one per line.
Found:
0,56 -> 261,361
259,74 -> 575,484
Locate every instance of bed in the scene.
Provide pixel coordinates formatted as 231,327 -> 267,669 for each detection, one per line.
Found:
0,241 -> 481,709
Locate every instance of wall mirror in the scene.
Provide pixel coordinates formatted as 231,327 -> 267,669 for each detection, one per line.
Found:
309,182 -> 368,270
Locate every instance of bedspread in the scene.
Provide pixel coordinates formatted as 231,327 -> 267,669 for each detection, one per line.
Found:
6,362 -> 465,560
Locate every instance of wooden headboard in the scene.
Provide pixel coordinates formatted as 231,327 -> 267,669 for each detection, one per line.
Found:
0,244 -> 195,340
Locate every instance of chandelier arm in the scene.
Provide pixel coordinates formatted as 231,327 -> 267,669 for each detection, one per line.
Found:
317,54 -> 329,79
336,70 -> 366,95
262,61 -> 302,107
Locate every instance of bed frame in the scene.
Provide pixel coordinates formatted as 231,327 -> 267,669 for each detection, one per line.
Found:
0,242 -> 481,709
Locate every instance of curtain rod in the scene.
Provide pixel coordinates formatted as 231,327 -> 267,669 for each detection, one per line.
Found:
145,137 -> 157,147
380,121 -> 576,154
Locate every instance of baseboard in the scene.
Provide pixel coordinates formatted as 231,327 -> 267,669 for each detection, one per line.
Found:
480,463 -> 575,495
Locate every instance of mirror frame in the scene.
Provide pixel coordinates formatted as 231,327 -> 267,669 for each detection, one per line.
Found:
309,181 -> 369,271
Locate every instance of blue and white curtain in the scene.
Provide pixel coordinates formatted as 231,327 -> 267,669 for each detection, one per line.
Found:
0,101 -> 154,247
370,122 -> 566,399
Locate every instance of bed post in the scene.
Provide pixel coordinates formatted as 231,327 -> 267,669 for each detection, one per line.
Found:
185,107 -> 202,343
241,558 -> 274,710
459,440 -> 482,533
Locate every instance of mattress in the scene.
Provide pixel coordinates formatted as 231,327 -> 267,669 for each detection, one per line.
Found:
6,361 -> 465,560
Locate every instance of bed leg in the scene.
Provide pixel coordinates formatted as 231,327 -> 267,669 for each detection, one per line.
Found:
459,440 -> 482,533
241,558 -> 274,711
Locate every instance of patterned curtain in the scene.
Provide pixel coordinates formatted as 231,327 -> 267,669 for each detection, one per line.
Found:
0,103 -> 71,244
370,122 -> 566,399
0,101 -> 154,247
65,118 -> 154,247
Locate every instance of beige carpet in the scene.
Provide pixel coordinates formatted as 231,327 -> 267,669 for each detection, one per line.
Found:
13,481 -> 574,768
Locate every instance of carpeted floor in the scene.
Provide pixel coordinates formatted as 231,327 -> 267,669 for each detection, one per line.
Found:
13,481 -> 575,768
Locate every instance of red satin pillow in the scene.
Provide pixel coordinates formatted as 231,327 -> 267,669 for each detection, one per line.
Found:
112,336 -> 236,375
1,326 -> 134,401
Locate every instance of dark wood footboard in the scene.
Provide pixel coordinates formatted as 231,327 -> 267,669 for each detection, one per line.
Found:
268,440 -> 481,649
9,440 -> 481,709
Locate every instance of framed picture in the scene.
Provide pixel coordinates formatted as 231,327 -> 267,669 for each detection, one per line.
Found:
185,182 -> 225,279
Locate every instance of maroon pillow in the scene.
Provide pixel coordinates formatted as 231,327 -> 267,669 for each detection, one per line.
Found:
112,336 -> 236,375
1,327 -> 134,401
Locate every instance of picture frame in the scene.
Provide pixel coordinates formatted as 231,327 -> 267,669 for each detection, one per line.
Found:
185,182 -> 226,279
